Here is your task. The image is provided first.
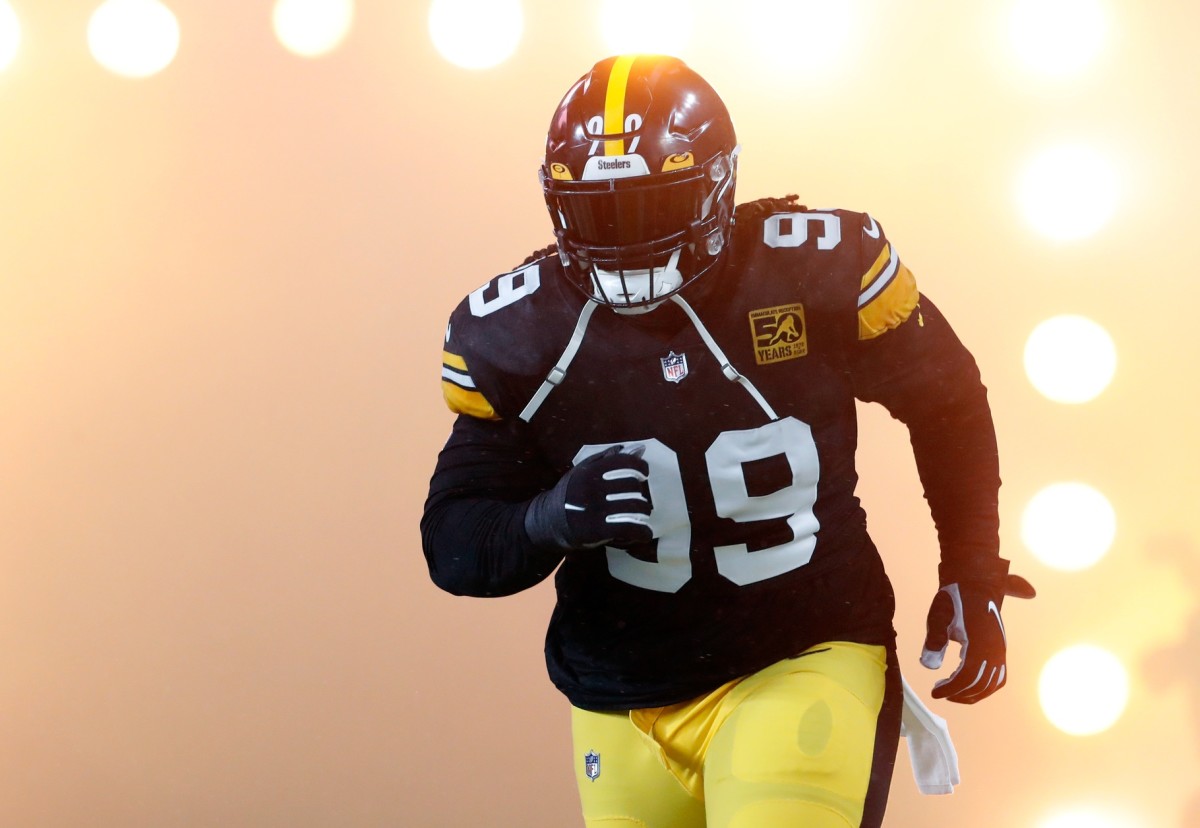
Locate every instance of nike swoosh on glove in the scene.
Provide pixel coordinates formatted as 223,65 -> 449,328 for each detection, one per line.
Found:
920,572 -> 1036,704
524,445 -> 653,550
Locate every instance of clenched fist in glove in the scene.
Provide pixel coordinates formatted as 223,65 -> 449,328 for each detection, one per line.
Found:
921,561 -> 1036,704
524,445 -> 653,550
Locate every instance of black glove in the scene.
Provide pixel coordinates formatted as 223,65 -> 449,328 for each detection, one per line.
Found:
921,566 -> 1036,704
524,445 -> 653,550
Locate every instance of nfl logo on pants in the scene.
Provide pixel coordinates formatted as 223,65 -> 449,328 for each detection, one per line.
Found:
584,750 -> 601,782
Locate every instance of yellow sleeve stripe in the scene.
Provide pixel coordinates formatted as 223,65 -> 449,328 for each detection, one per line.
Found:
442,350 -> 467,371
442,382 -> 499,420
603,55 -> 636,156
441,349 -> 500,420
858,243 -> 897,306
441,350 -> 476,390
858,261 -> 918,340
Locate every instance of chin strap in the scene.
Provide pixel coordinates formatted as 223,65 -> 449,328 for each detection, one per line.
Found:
520,300 -> 598,423
670,294 -> 778,421
518,292 -> 778,424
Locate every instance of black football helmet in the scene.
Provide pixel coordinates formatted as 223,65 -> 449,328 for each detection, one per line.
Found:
540,55 -> 739,312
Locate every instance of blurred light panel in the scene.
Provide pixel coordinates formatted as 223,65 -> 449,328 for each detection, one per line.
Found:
0,1 -> 19,72
87,0 -> 180,78
743,0 -> 855,75
272,0 -> 354,58
1024,314 -> 1117,403
1010,0 -> 1109,77
599,0 -> 693,58
1017,143 -> 1120,241
1021,482 -> 1116,571
428,0 -> 523,70
1039,644 -> 1130,736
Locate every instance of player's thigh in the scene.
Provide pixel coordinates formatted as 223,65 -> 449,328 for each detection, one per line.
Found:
570,706 -> 705,828
702,643 -> 896,828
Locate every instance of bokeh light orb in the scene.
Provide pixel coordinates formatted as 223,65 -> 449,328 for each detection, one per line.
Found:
1024,314 -> 1117,403
1039,644 -> 1129,736
599,0 -> 693,57
273,0 -> 354,58
0,1 -> 19,72
428,0 -> 523,70
744,0 -> 855,74
1017,141 -> 1118,238
1010,0 -> 1108,77
88,0 -> 180,78
1017,143 -> 1120,241
1021,482 -> 1116,571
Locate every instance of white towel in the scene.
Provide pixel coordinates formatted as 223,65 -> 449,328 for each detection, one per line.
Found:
899,675 -> 961,795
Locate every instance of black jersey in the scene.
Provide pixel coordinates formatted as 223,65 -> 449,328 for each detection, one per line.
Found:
424,202 -> 1000,711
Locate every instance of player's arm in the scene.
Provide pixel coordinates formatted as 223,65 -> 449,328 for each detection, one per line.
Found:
426,301 -> 654,596
422,414 -> 655,596
853,296 -> 1033,703
848,221 -> 1033,702
426,273 -> 655,597
846,216 -> 1002,577
421,413 -> 565,597
853,295 -> 1001,576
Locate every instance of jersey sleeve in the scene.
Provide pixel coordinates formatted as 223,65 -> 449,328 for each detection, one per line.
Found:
850,275 -> 1002,582
437,256 -> 577,422
441,331 -> 500,420
424,258 -> 580,596
854,213 -> 920,341
440,285 -> 512,421
421,413 -> 563,597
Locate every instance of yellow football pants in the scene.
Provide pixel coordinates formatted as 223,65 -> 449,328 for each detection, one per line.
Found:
571,642 -> 901,828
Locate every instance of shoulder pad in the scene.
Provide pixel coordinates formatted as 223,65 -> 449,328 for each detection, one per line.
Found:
440,254 -> 585,420
737,205 -> 919,337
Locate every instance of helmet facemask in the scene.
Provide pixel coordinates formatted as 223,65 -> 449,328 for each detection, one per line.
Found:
543,147 -> 739,314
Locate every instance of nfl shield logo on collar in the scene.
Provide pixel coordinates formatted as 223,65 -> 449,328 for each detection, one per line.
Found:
661,351 -> 688,383
584,750 -> 601,781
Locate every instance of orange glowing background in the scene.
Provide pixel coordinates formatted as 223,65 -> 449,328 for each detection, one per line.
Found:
1,2 -> 1198,826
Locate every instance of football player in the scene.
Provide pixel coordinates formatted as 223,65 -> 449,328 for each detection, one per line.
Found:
422,54 -> 1034,828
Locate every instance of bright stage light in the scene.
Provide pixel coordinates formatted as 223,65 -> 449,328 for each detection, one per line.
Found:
598,0 -> 692,58
1024,314 -> 1117,404
1010,0 -> 1108,77
87,0 -> 180,78
272,0 -> 354,58
743,0 -> 855,75
1039,644 -> 1129,736
1017,143 -> 1120,241
0,1 -> 19,72
1021,482 -> 1116,571
428,0 -> 523,70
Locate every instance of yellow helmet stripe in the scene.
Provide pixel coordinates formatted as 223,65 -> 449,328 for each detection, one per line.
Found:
603,55 -> 637,156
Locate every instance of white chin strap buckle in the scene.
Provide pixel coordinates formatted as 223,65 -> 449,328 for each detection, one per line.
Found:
592,248 -> 683,314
